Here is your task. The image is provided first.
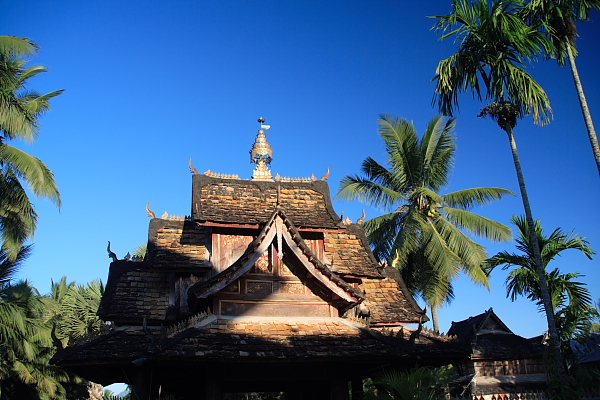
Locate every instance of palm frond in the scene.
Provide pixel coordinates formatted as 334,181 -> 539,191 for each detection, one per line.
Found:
432,0 -> 552,126
422,219 -> 461,282
390,208 -> 428,269
0,36 -> 39,56
0,144 -> 61,207
338,113 -> 511,323
442,207 -> 513,242
421,116 -> 456,191
485,250 -> 532,271
363,212 -> 406,262
486,215 -> 595,339
443,187 -> 515,210
433,216 -> 490,287
0,172 -> 38,259
337,174 -> 405,211
0,245 -> 32,285
378,115 -> 421,190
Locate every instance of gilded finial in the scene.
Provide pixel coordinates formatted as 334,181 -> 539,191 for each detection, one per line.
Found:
250,117 -> 274,181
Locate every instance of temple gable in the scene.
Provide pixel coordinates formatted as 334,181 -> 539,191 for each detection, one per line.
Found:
188,209 -> 364,318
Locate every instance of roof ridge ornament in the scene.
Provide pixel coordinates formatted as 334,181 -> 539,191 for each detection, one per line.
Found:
250,117 -> 274,181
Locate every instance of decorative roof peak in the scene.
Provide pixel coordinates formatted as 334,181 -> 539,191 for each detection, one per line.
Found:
250,117 -> 274,181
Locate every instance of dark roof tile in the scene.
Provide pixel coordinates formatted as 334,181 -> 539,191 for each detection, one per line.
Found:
192,176 -> 341,229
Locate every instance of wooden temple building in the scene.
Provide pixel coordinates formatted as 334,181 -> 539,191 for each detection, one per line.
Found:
447,308 -> 547,397
53,120 -> 465,400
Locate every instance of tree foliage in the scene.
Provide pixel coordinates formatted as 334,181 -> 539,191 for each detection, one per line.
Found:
1,246 -> 107,399
0,36 -> 62,260
337,115 -> 512,329
430,0 -> 571,383
523,0 -> 600,177
486,215 -> 595,340
0,247 -> 70,400
432,0 -> 553,128
363,366 -> 455,400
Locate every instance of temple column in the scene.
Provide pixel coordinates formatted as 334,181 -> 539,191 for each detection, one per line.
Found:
204,379 -> 223,400
129,369 -> 160,400
330,379 -> 349,400
351,379 -> 364,399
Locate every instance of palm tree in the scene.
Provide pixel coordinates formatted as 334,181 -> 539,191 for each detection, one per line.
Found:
337,114 -> 513,331
486,215 -> 595,341
47,277 -> 106,350
593,299 -> 600,333
363,366 -> 454,400
431,0 -> 569,378
0,36 -> 62,260
0,247 -> 69,400
523,0 -> 600,177
0,246 -> 35,376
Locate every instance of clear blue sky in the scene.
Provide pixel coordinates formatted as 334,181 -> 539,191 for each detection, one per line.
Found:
5,0 -> 600,339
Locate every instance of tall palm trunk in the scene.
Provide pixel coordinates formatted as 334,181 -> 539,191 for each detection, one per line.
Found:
431,306 -> 440,333
566,42 -> 600,177
505,126 -> 567,378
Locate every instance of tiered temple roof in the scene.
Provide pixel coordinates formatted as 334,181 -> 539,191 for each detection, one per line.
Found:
54,119 -> 466,400
447,308 -> 547,397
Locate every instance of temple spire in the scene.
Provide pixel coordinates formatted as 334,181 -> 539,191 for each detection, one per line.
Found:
250,117 -> 274,181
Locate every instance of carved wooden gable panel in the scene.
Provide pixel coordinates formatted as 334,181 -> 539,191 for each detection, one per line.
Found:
212,233 -> 253,274
211,231 -> 334,318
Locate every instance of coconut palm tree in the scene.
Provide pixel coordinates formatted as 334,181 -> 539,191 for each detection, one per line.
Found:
0,36 -> 62,260
47,277 -> 106,350
0,246 -> 35,370
486,215 -> 595,340
0,246 -> 70,400
523,0 -> 600,177
337,114 -> 513,331
430,0 -> 569,378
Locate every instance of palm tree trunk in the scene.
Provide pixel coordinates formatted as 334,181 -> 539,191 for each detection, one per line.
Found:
431,306 -> 440,333
566,42 -> 600,177
505,126 -> 567,378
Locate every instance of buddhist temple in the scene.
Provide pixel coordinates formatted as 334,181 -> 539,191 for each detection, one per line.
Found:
447,308 -> 547,397
53,119 -> 465,400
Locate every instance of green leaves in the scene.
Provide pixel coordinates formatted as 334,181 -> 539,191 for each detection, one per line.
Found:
0,36 -> 39,56
486,215 -> 595,339
432,0 -> 553,127
337,115 -> 512,325
0,36 -> 62,260
1,265 -> 107,399
364,366 -> 455,400
0,144 -> 61,206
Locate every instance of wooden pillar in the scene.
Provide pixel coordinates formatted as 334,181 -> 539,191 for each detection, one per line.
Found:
351,379 -> 363,400
130,369 -> 160,400
330,379 -> 349,400
204,379 -> 223,400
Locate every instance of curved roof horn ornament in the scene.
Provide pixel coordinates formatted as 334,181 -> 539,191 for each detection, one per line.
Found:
250,117 -> 274,181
